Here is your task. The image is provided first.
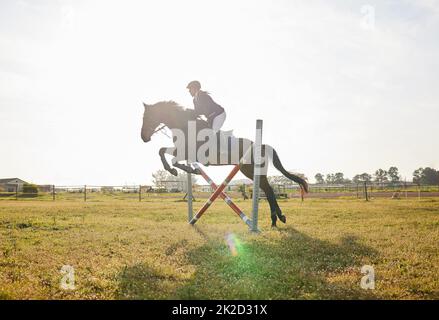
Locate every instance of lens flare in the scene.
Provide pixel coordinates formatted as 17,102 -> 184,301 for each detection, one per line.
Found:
225,232 -> 240,256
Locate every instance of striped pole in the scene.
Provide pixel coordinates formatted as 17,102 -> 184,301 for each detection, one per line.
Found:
189,146 -> 252,225
189,165 -> 240,225
193,163 -> 253,228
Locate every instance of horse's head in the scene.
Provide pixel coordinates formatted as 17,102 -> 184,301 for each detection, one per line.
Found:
141,100 -> 188,142
141,102 -> 161,143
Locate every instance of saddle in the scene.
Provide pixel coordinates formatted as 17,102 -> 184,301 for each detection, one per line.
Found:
219,129 -> 234,137
216,130 -> 237,156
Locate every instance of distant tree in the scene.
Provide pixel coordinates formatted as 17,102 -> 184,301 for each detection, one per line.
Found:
374,169 -> 388,184
352,175 -> 361,184
334,172 -> 349,184
324,172 -> 350,184
152,170 -> 169,188
326,174 -> 335,184
353,173 -> 372,184
314,173 -> 325,184
387,167 -> 400,183
413,167 -> 439,185
152,169 -> 197,191
413,168 -> 423,185
422,167 -> 439,185
361,173 -> 372,182
22,183 -> 38,195
177,171 -> 197,192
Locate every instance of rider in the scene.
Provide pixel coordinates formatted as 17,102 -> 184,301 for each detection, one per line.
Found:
186,80 -> 226,133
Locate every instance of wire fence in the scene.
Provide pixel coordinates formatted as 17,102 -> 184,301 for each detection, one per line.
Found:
280,181 -> 439,199
0,184 -> 245,202
0,181 -> 438,202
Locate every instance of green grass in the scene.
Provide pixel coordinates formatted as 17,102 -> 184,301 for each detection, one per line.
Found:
0,197 -> 438,299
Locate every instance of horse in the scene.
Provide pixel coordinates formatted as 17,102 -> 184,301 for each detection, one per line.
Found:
141,100 -> 308,227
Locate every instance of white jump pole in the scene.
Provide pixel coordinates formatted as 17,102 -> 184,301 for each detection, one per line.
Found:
251,119 -> 263,232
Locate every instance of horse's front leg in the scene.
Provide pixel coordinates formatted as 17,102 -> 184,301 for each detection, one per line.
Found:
159,147 -> 178,176
173,161 -> 201,175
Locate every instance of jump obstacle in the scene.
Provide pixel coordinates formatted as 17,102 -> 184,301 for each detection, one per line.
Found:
186,120 -> 263,232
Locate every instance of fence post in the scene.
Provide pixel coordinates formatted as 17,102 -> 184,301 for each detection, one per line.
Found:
52,185 -> 55,201
418,184 -> 421,200
251,119 -> 263,232
364,181 -> 369,201
16,184 -> 18,200
404,180 -> 407,198
139,185 -> 141,202
84,185 -> 87,202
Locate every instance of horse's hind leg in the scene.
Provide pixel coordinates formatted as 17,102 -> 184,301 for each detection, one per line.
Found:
259,175 -> 286,225
260,176 -> 287,223
239,164 -> 281,227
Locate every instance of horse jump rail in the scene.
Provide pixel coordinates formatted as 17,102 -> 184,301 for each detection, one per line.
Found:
191,163 -> 253,228
188,164 -> 240,225
186,120 -> 263,232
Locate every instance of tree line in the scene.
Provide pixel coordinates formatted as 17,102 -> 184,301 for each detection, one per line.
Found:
151,166 -> 439,188
314,167 -> 439,185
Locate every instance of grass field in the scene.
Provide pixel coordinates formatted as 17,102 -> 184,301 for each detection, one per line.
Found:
0,197 -> 438,299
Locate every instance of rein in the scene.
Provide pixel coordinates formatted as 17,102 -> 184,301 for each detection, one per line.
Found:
153,124 -> 171,138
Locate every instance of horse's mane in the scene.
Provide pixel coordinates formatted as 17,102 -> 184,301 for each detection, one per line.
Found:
150,100 -> 197,123
152,100 -> 185,111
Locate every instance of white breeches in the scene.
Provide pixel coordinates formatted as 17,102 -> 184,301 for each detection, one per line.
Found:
212,112 -> 226,132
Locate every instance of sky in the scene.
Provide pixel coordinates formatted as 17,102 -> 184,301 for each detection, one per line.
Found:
0,0 -> 438,186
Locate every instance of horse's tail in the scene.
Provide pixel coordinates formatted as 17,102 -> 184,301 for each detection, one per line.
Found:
266,146 -> 309,193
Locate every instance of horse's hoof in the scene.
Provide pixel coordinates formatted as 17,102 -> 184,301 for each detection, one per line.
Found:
271,225 -> 278,229
279,215 -> 286,224
170,168 -> 178,176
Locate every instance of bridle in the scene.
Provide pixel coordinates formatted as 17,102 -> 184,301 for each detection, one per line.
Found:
152,124 -> 166,135
151,124 -> 171,138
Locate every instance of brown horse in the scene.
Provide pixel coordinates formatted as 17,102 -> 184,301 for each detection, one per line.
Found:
141,101 -> 308,227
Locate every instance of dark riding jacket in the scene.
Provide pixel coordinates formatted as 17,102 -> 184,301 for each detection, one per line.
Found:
193,90 -> 224,120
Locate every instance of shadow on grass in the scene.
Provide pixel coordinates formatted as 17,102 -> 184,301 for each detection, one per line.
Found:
116,264 -> 186,299
116,228 -> 378,299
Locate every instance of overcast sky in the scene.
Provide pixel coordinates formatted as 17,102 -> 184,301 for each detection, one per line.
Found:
0,0 -> 438,185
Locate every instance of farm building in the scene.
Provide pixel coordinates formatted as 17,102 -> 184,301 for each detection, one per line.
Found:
0,178 -> 29,192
